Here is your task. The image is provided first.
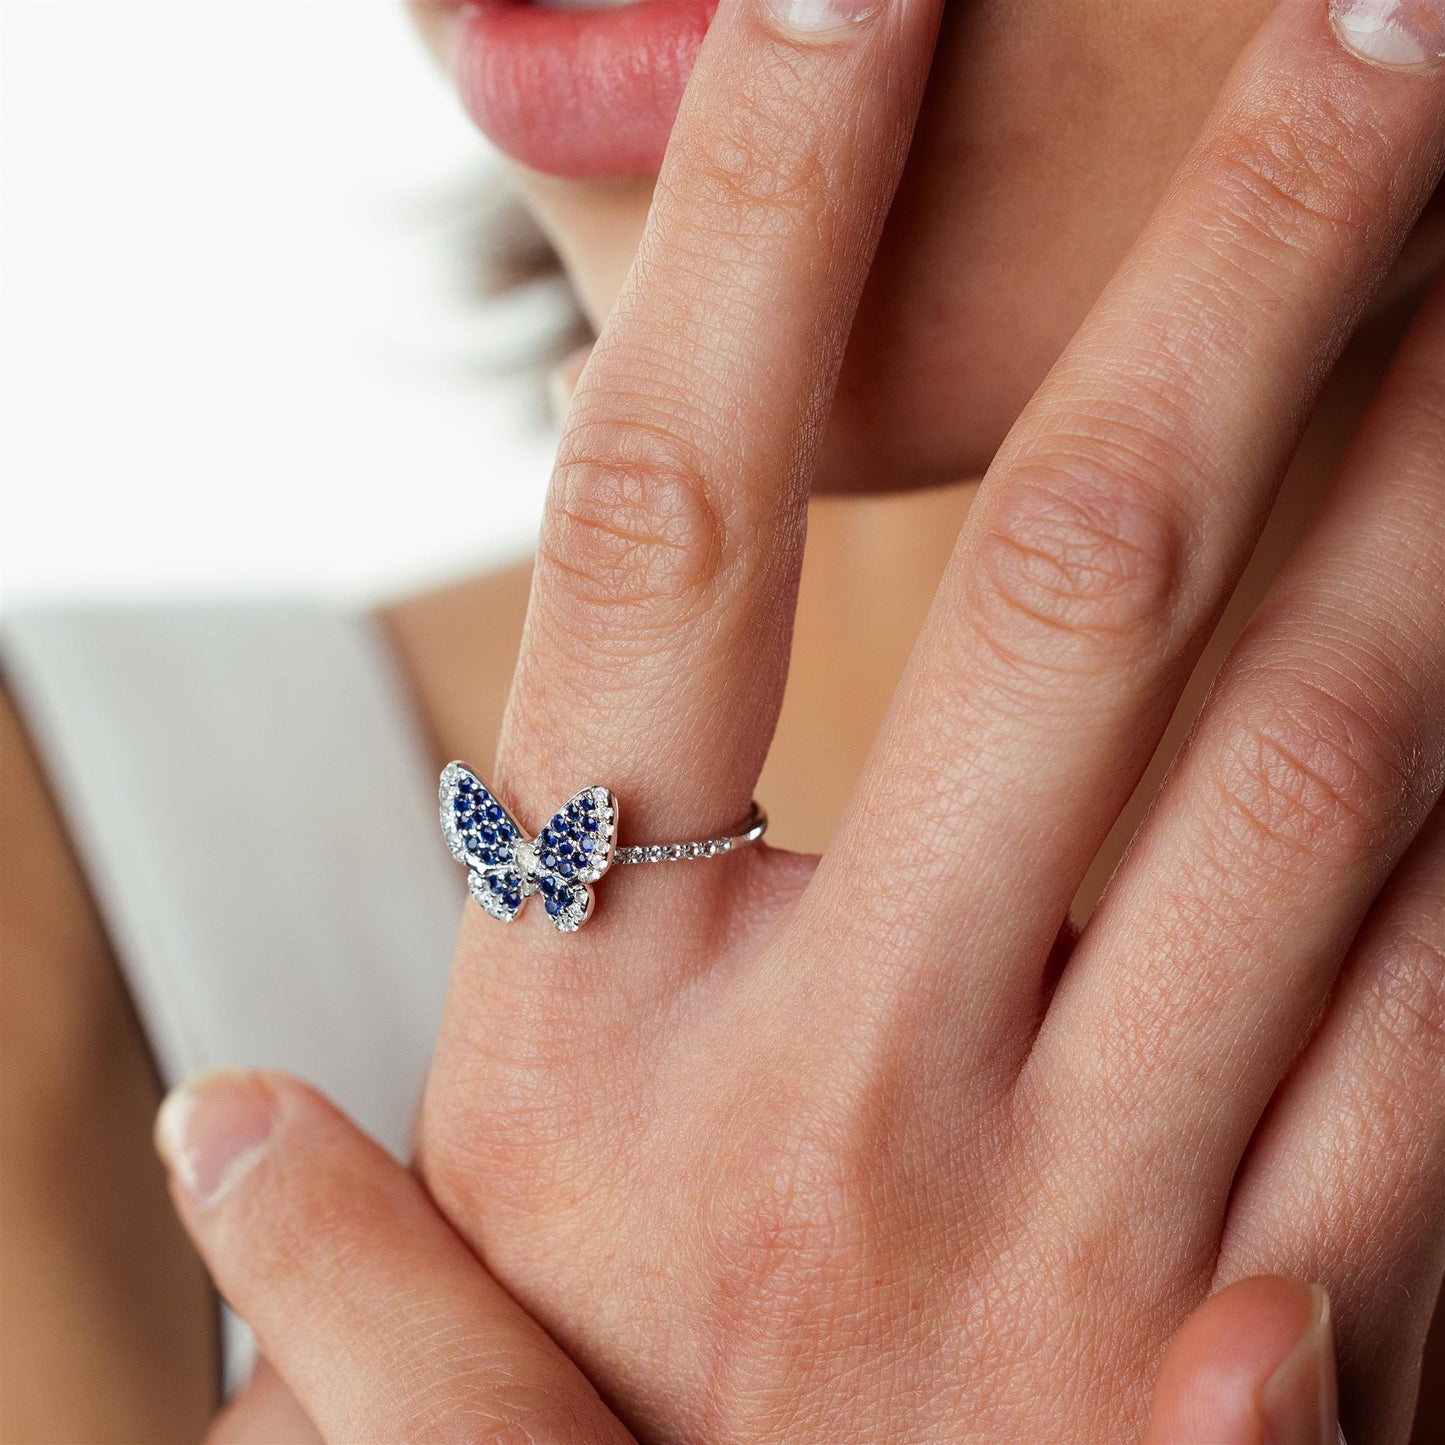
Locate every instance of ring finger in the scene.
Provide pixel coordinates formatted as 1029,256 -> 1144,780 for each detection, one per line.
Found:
486,0 -> 945,900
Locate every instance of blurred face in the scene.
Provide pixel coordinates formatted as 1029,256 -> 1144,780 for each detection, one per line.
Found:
410,0 -> 1442,490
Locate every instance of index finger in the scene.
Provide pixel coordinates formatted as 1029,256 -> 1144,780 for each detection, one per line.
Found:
487,0 -> 944,854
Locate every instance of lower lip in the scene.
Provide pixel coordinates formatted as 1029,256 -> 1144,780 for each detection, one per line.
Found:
453,0 -> 719,180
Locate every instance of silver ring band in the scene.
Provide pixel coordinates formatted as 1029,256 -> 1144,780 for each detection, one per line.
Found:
612,802 -> 768,865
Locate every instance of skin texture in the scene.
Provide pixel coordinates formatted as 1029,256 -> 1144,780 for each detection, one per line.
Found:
416,0 -> 1444,490
3,0 -> 1443,1438
390,1 -> 1445,1441
159,1071 -> 1344,1445
1143,1276 -> 1337,1445
178,6 -> 1445,1425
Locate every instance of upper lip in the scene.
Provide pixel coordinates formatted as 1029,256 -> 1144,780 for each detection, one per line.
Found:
449,0 -> 721,179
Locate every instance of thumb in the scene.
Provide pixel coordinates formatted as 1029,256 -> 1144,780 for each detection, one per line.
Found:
1144,1275 -> 1340,1445
156,1069 -> 632,1445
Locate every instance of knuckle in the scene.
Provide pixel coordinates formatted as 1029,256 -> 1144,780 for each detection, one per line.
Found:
1362,917 -> 1445,1067
1209,673 -> 1413,868
970,444 -> 1190,677
544,423 -> 729,624
1194,102 -> 1380,275
421,1052 -> 598,1232
659,70 -> 833,244
704,1111 -> 866,1332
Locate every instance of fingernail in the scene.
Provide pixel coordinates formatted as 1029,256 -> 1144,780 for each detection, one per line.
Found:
1329,0 -> 1445,69
155,1071 -> 278,1206
763,0 -> 880,35
1260,1285 -> 1337,1445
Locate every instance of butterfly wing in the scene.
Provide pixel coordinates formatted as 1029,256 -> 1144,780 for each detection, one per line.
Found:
439,761 -> 527,924
531,786 -> 617,933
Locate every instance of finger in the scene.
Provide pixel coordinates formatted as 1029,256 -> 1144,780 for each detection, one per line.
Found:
208,1360 -> 321,1445
801,0 -> 1445,1055
1216,804 -> 1445,1445
1144,1277 -> 1339,1445
1030,274 -> 1445,1226
492,0 -> 945,858
155,1071 -> 632,1445
549,343 -> 595,429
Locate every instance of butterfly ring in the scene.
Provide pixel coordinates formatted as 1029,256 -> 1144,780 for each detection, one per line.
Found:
439,762 -> 768,933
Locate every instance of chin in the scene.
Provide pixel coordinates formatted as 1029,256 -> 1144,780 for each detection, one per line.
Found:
416,0 -> 1442,493
429,0 -> 1268,488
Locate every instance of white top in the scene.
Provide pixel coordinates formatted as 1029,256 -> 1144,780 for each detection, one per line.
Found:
4,603 -> 464,1392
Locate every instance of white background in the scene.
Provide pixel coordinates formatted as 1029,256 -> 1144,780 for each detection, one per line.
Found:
2,0 -> 564,607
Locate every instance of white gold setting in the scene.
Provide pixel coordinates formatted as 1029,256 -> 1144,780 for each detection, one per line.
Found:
612,804 -> 766,866
440,761 -> 767,933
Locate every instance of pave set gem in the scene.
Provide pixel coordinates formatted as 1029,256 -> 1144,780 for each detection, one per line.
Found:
440,762 -> 615,933
612,837 -> 733,865
439,761 -> 768,933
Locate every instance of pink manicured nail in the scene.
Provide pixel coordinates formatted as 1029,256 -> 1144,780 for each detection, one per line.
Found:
1330,0 -> 1445,68
155,1071 -> 277,1206
764,0 -> 880,34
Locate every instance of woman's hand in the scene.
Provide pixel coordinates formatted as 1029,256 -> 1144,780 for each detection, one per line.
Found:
158,1070 -> 1344,1445
391,0 -> 1445,1438
156,1072 -> 629,1445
